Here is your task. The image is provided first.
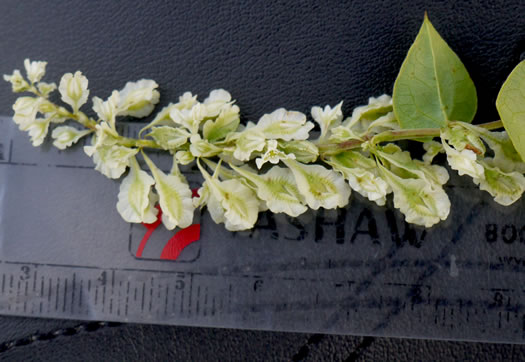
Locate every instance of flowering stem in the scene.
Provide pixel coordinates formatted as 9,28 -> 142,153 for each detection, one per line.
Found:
318,120 -> 506,157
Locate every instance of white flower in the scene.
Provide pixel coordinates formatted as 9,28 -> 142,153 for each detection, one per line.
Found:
283,159 -> 351,210
59,71 -> 89,112
12,97 -> 43,130
84,130 -> 138,179
422,141 -> 444,164
378,164 -> 450,228
345,94 -> 393,133
170,102 -> 207,134
3,70 -> 29,92
311,101 -> 343,140
230,164 -> 307,217
189,134 -> 222,157
143,153 -> 194,229
26,118 -> 51,146
116,156 -> 158,223
203,89 -> 231,117
51,126 -> 92,150
24,59 -> 47,84
442,140 -> 485,180
279,140 -> 318,163
256,108 -> 314,141
474,161 -> 525,206
233,129 -> 266,161
92,91 -> 120,129
175,150 -> 195,165
327,151 -> 390,206
177,91 -> 198,109
255,139 -> 295,169
203,104 -> 240,142
197,161 -> 259,231
37,82 -> 57,97
147,126 -> 190,152
117,79 -> 160,118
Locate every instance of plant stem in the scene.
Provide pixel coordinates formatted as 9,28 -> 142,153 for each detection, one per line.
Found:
317,120 -> 505,157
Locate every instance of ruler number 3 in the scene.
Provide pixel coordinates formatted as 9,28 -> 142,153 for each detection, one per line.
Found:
20,266 -> 30,281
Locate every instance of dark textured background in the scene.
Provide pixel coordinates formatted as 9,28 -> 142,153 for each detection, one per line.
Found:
1,0 -> 525,360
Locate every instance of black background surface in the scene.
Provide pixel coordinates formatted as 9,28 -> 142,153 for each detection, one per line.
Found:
1,0 -> 525,360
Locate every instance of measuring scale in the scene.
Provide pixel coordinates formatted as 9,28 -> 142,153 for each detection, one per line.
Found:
0,116 -> 524,343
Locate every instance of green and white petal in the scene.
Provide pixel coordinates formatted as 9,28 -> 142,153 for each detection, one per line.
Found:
59,71 -> 89,113
233,129 -> 266,161
328,125 -> 363,143
84,143 -> 138,179
3,70 -> 30,92
442,141 -> 484,180
422,140 -> 444,164
170,103 -> 207,134
345,94 -> 393,133
143,154 -> 194,229
203,104 -> 240,142
474,161 -> 525,206
189,134 -> 222,157
327,151 -> 390,206
379,164 -> 450,228
441,124 -> 485,155
311,101 -> 343,140
255,140 -> 296,169
147,126 -> 190,151
51,126 -> 92,150
26,118 -> 51,146
12,96 -> 43,130
230,164 -> 307,217
117,79 -> 160,118
116,156 -> 158,223
257,108 -> 314,141
203,89 -> 232,117
37,82 -> 57,97
92,91 -> 120,129
198,161 -> 259,231
139,103 -> 178,137
376,145 -> 449,188
176,91 -> 198,110
175,150 -> 195,165
24,59 -> 47,84
477,130 -> 525,173
283,159 -> 351,210
278,140 -> 318,163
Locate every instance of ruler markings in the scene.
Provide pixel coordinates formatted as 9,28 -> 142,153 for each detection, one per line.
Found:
148,278 -> 153,313
79,279 -> 83,309
117,281 -> 122,316
55,278 -> 60,312
102,285 -> 106,313
71,274 -> 76,313
63,278 -> 68,313
203,287 -> 208,317
125,281 -> 130,317
196,285 -> 201,316
141,282 -> 145,312
164,284 -> 169,316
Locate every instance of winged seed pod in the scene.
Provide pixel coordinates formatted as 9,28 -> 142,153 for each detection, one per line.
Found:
6,15 -> 525,236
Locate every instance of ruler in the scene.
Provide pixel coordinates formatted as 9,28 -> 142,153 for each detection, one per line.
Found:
1,116 -> 525,343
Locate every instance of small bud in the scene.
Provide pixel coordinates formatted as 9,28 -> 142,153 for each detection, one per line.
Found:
3,70 -> 30,92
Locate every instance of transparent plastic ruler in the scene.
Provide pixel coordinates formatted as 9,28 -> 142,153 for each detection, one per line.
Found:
1,116 -> 525,343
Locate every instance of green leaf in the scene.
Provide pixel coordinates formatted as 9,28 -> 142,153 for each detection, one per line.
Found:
393,14 -> 477,129
496,59 -> 525,162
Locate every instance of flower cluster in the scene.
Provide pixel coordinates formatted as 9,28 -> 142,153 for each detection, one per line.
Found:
5,59 -> 525,232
